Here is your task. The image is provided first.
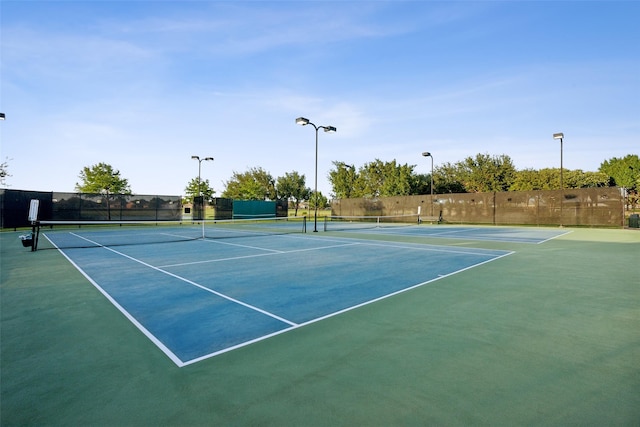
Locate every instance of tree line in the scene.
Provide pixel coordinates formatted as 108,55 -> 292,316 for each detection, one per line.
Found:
330,154 -> 639,198
72,153 -> 639,210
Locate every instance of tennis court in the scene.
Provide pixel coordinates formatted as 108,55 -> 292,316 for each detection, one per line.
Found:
1,222 -> 638,425
325,214 -> 571,243
38,220 -> 512,366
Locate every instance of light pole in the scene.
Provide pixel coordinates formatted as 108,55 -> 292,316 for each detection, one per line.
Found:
296,117 -> 336,232
191,155 -> 214,220
422,152 -> 434,216
553,133 -> 564,227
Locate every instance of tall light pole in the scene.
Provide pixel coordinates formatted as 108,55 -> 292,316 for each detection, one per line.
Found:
422,152 -> 434,216
553,133 -> 564,227
296,117 -> 336,232
191,155 -> 213,220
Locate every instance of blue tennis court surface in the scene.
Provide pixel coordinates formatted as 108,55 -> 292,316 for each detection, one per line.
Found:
327,224 -> 571,244
45,231 -> 512,366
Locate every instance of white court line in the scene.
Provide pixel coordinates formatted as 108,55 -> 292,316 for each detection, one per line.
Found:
200,237 -> 286,253
536,229 -> 573,244
181,249 -> 515,366
159,242 -> 362,268
301,234 -> 510,257
43,234 -> 185,367
65,232 -> 299,366
52,231 -> 514,367
353,239 -> 508,256
159,236 -> 502,269
69,232 -> 297,325
364,226 -> 571,244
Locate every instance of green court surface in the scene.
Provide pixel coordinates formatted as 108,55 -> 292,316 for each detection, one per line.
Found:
1,226 -> 639,425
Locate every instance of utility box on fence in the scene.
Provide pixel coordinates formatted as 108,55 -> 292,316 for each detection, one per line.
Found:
629,214 -> 639,228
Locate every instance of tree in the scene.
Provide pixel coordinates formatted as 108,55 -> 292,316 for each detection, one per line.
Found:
433,163 -> 466,194
328,161 -> 358,199
0,157 -> 11,186
308,190 -> 328,210
412,173 -> 431,196
352,159 -> 417,198
183,177 -> 215,204
276,171 -> 309,215
75,163 -> 131,220
511,168 -> 559,191
600,154 -> 640,190
456,153 -> 516,193
600,154 -> 640,212
379,160 -> 416,196
564,170 -> 609,188
75,163 -> 131,194
222,167 -> 276,200
511,168 -> 609,191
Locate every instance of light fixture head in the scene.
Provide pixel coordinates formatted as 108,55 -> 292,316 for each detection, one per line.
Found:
553,133 -> 564,140
191,155 -> 199,160
0,113 -> 5,120
422,152 -> 431,157
204,157 -> 214,161
324,126 -> 337,133
296,117 -> 310,126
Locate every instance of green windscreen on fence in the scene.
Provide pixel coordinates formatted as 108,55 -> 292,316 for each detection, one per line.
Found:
232,200 -> 276,219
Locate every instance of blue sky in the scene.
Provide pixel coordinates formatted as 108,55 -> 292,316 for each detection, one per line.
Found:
1,1 -> 638,197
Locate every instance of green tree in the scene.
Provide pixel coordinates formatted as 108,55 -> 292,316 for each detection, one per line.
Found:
511,168 -> 559,191
328,161 -> 358,199
308,190 -> 328,210
564,170 -> 609,188
511,168 -> 609,191
75,163 -> 131,220
276,171 -> 309,215
222,167 -> 276,200
600,154 -> 640,190
460,153 -> 516,192
75,163 -> 131,194
412,173 -> 431,196
433,163 -> 466,194
352,159 -> 417,198
183,177 -> 215,204
600,154 -> 640,212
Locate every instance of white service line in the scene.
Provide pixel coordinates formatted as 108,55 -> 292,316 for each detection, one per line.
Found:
69,233 -> 299,326
536,229 -> 573,244
182,248 -> 516,366
158,242 -> 362,268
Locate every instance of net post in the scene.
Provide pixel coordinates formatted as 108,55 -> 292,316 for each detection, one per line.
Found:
28,199 -> 40,251
33,221 -> 40,251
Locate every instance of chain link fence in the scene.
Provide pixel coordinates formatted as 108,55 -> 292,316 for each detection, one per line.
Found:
1,190 -> 182,229
331,187 -> 624,227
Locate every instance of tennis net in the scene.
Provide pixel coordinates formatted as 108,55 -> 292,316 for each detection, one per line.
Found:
324,214 -> 420,232
35,216 -> 307,250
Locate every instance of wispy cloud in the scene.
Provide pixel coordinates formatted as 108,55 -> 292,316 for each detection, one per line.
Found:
1,1 -> 637,195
